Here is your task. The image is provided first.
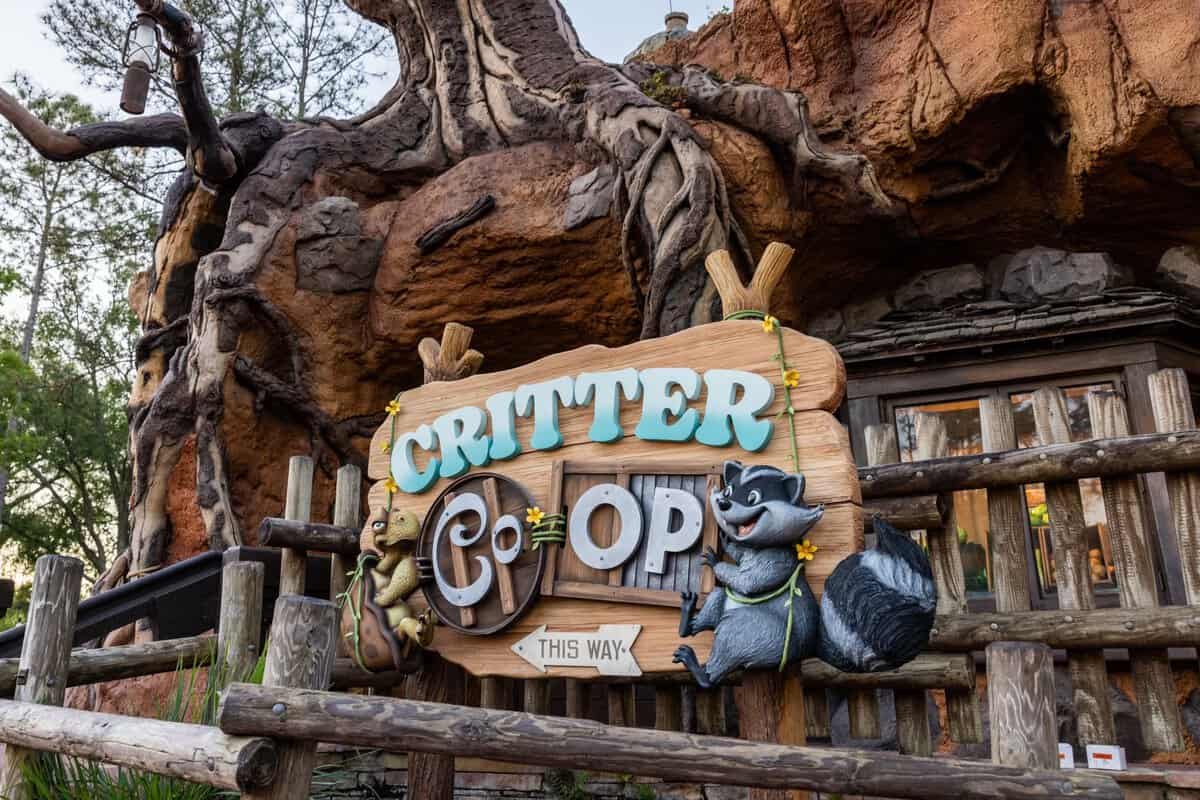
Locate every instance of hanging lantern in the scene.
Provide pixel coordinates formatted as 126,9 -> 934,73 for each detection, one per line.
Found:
120,14 -> 161,115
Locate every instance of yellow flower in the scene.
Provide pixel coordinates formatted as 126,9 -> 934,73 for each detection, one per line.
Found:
795,539 -> 818,562
379,440 -> 391,454
385,398 -> 402,416
761,314 -> 778,333
384,477 -> 399,495
783,368 -> 800,388
526,506 -> 545,526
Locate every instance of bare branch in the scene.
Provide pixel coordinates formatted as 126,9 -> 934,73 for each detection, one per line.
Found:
0,86 -> 186,162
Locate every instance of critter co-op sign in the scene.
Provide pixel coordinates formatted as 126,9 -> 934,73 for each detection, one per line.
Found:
365,318 -> 861,678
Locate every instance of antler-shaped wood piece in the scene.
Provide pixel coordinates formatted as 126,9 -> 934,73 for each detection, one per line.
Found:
704,241 -> 795,317
418,322 -> 485,384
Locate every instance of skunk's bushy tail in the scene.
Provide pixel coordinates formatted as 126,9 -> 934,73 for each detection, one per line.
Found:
817,518 -> 936,673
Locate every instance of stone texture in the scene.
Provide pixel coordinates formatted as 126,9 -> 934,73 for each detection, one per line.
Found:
893,264 -> 984,310
563,164 -> 616,231
997,248 -> 1133,304
295,196 -> 382,293
842,295 -> 893,334
1157,245 -> 1200,302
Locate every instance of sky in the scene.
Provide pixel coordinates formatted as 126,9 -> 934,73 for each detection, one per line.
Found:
0,0 -> 724,113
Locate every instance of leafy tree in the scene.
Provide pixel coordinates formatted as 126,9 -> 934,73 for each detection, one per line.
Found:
45,0 -> 392,118
0,77 -> 152,578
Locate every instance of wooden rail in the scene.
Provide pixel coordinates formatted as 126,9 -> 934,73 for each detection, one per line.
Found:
858,429 -> 1200,498
928,607 -> 1200,650
217,684 -> 1121,800
257,518 -> 359,556
0,634 -> 215,695
0,699 -> 278,792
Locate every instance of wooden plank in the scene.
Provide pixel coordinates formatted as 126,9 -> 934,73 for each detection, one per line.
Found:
978,396 -> 1032,612
368,325 -> 858,511
523,679 -> 550,714
0,699 -> 278,792
538,459 -> 565,596
1032,387 -> 1115,749
895,689 -> 932,756
927,606 -> 1200,649
0,635 -> 216,695
219,683 -> 1125,800
702,474 -> 720,593
417,505 -> 860,678
986,642 -> 1057,769
0,555 -> 83,800
443,490 -> 476,628
1088,390 -> 1185,752
911,415 -> 979,744
564,678 -> 587,718
803,688 -> 830,738
1148,369 -> 1200,605
695,687 -> 725,735
331,464 -> 361,617
607,684 -> 635,726
242,595 -> 337,800
655,685 -> 681,731
863,494 -> 946,531
860,430 -> 1200,498
483,478 -> 517,615
607,472 -> 631,588
280,455 -> 314,597
736,670 -> 807,800
216,561 -> 264,686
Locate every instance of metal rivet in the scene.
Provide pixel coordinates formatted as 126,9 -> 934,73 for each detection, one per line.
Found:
46,677 -> 56,687
1168,435 -> 1178,444
989,623 -> 999,631
1064,615 -> 1074,623
930,628 -> 939,636
915,470 -> 924,479
1124,621 -> 1135,631
865,474 -> 875,481
1096,449 -> 1105,457
982,457 -> 992,465
1040,453 -> 1048,460
272,703 -> 287,718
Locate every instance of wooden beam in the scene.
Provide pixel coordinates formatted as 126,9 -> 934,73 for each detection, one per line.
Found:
0,699 -> 277,792
0,635 -> 216,696
986,643 -> 1056,770
279,455 -> 314,597
404,656 -> 464,800
330,465 -> 362,611
1032,387 -> 1114,749
859,430 -> 1200,498
218,684 -> 1123,800
1088,390 -> 1185,752
1147,368 -> 1200,606
978,396 -> 1032,613
849,424 -> 890,740
242,595 -> 337,800
862,494 -> 946,531
0,555 -> 83,800
217,562 -> 264,686
737,670 -> 807,800
258,518 -> 359,556
928,606 -> 1200,650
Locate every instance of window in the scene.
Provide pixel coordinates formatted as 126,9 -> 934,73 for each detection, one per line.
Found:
888,377 -> 1124,608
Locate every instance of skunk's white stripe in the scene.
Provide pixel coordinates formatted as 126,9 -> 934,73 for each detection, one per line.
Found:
820,597 -> 878,670
860,550 -> 935,606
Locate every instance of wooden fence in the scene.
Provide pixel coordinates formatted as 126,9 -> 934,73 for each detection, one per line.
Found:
0,365 -> 1197,798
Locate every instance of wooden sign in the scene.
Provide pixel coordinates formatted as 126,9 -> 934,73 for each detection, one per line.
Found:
367,319 -> 860,678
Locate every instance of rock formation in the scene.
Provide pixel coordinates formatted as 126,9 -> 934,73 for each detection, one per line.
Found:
1,0 -> 1197,601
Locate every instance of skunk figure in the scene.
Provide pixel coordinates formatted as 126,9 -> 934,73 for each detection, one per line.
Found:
673,461 -> 936,688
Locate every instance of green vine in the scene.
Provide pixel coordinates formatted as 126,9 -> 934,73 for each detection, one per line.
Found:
336,556 -> 371,672
724,309 -> 801,473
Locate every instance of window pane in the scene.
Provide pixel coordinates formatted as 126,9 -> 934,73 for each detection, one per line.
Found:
1009,384 -> 1117,596
894,399 -> 991,594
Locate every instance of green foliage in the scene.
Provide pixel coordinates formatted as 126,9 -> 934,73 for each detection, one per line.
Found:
0,580 -> 30,632
545,768 -> 591,800
707,4 -> 732,19
0,77 -> 150,578
1029,502 -> 1049,527
640,71 -> 687,107
44,0 -> 394,119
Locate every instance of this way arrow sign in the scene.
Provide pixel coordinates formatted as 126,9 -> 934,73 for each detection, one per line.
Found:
511,624 -> 642,676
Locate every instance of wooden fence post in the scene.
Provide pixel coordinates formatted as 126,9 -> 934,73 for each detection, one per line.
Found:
279,455 -> 314,597
217,561 -> 265,687
330,464 -> 361,608
803,688 -> 830,739
564,678 -> 588,719
242,594 -> 337,800
524,679 -> 551,715
0,555 -> 83,800
986,642 -> 1057,769
1147,368 -> 1200,605
865,423 -> 931,751
1088,390 -> 1185,751
1031,387 -> 1115,748
695,687 -> 726,734
979,396 -> 1033,612
607,684 -> 636,726
913,412 -> 983,744
736,669 -> 807,800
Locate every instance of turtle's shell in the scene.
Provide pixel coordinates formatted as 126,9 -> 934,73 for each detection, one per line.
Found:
337,559 -> 421,673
